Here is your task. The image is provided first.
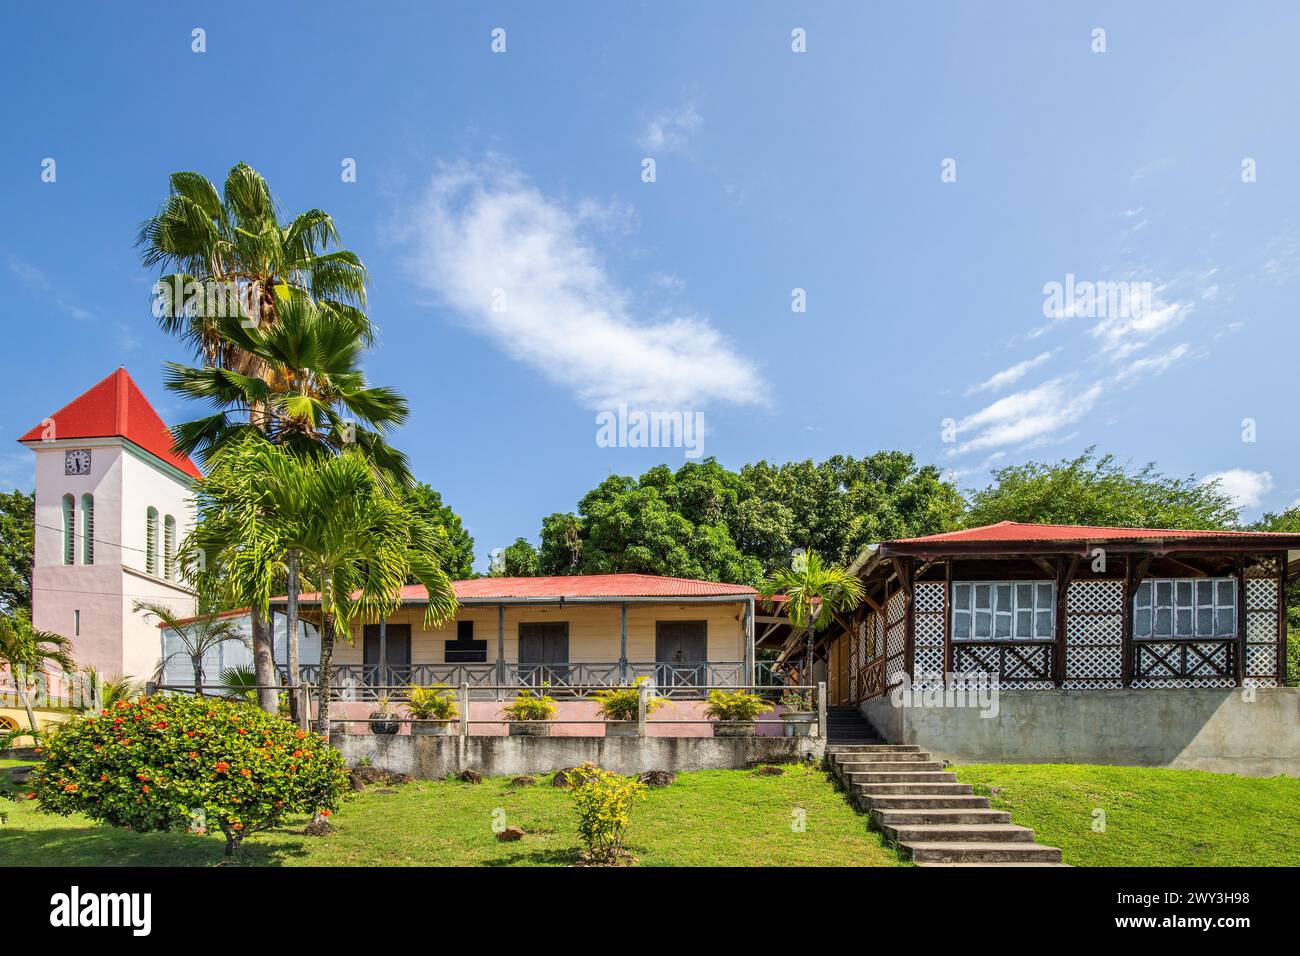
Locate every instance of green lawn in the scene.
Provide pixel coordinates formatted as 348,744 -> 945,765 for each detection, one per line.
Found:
0,763 -> 907,867
0,759 -> 32,768
953,764 -> 1300,866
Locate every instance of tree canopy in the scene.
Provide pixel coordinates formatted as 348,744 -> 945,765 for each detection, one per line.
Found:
531,453 -> 964,585
963,449 -> 1240,530
0,490 -> 33,613
404,483 -> 476,580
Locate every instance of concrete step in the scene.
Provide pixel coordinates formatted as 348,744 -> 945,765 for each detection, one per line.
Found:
852,781 -> 974,795
915,861 -> 1071,868
843,770 -> 959,784
862,794 -> 992,810
900,841 -> 1064,864
842,764 -> 946,780
825,744 -> 921,754
872,808 -> 1012,826
833,751 -> 934,763
880,822 -> 1035,844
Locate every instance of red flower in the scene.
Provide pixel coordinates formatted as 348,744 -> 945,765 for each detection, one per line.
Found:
319,809 -> 332,817
63,783 -> 78,793
141,785 -> 150,794
231,822 -> 244,831
215,761 -> 230,773
100,774 -> 109,782
240,768 -> 251,778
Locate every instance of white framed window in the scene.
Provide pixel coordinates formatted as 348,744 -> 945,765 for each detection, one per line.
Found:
1134,578 -> 1235,639
952,580 -> 1055,641
145,507 -> 159,576
81,493 -> 94,565
62,494 -> 76,565
163,515 -> 177,580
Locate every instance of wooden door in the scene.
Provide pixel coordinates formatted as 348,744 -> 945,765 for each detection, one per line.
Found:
518,622 -> 569,685
655,620 -> 708,690
363,624 -> 411,688
829,633 -> 850,705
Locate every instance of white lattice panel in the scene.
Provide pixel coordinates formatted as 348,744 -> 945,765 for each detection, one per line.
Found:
1244,677 -> 1280,688
885,656 -> 905,686
1246,644 -> 1277,675
914,581 -> 944,614
914,613 -> 944,648
887,589 -> 907,626
1066,645 -> 1122,680
1246,611 -> 1275,645
1067,579 -> 1122,614
1132,676 -> 1235,689
1246,577 -> 1278,610
913,647 -> 944,679
1066,612 -> 1123,646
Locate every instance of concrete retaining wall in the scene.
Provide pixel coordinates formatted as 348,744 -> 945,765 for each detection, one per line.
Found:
333,732 -> 823,778
861,687 -> 1300,777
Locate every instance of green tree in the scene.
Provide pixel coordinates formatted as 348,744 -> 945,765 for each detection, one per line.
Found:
141,163 -> 406,713
965,448 -> 1239,529
0,490 -> 34,613
190,438 -> 458,735
0,610 -> 74,745
760,550 -> 864,682
533,453 -> 962,583
491,538 -> 540,577
404,483 -> 475,579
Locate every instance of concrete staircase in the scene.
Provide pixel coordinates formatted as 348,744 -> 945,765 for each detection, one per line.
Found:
825,728 -> 1065,866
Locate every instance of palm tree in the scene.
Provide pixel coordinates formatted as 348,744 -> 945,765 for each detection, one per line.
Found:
140,163 -> 390,714
761,550 -> 865,689
75,667 -> 145,713
191,438 -> 458,736
138,163 -> 370,369
133,600 -> 247,696
0,611 -> 74,744
162,290 -> 412,482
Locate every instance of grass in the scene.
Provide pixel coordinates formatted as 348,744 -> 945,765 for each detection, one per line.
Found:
953,763 -> 1300,866
0,759 -> 32,768
0,763 -> 907,867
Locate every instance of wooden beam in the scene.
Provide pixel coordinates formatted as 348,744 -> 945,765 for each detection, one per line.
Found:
1121,554 -> 1154,686
1031,557 -> 1057,579
1054,555 -> 1079,686
1234,556 -> 1246,687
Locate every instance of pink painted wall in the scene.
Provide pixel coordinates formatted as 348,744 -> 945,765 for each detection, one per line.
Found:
327,700 -> 797,738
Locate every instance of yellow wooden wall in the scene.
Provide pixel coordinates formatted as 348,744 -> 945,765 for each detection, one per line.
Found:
328,601 -> 747,663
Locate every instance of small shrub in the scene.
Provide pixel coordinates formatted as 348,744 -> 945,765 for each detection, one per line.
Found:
500,689 -> 557,722
591,678 -> 665,722
407,685 -> 458,721
780,690 -> 813,711
704,689 -> 773,722
31,694 -> 348,857
568,762 -> 647,864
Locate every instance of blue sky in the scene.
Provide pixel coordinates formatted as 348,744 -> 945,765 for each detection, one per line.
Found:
3,2 -> 1299,569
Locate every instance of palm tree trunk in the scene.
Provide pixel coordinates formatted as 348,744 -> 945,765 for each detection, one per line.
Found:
286,549 -> 301,726
193,659 -> 204,697
314,614 -> 336,738
14,667 -> 39,744
249,604 -> 277,713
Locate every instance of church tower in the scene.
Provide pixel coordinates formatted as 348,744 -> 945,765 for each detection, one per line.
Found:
19,368 -> 199,681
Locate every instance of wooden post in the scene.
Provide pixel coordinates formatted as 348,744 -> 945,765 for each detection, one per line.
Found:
1054,556 -> 1078,687
1234,557 -> 1247,687
459,682 -> 470,738
636,680 -> 647,735
619,603 -> 629,684
378,617 -> 388,694
816,681 -> 828,739
496,605 -> 506,701
744,597 -> 755,689
1279,551 -> 1289,686
898,558 -> 915,680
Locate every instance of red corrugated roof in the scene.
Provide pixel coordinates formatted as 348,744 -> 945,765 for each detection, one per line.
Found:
889,521 -> 1300,545
18,368 -> 201,479
285,573 -> 755,605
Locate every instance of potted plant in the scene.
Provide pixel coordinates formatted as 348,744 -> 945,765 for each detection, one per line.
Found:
369,695 -> 400,735
592,678 -> 664,737
779,690 -> 816,737
407,684 -> 458,736
705,689 -> 772,737
500,689 -> 558,736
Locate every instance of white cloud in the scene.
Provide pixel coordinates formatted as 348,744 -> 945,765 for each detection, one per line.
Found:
1201,468 -> 1273,510
952,378 -> 1102,455
966,351 -> 1055,395
1116,343 -> 1191,380
1090,298 -> 1192,358
8,259 -> 94,322
400,159 -> 763,410
639,103 -> 703,153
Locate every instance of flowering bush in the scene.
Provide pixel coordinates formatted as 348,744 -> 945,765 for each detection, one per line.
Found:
568,762 -> 647,864
31,694 -> 348,856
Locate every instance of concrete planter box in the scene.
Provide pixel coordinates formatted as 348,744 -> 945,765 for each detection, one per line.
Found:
410,721 -> 455,736
508,721 -> 552,737
604,720 -> 640,737
782,712 -> 816,737
712,721 -> 758,737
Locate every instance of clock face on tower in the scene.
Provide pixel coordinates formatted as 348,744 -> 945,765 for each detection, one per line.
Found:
64,449 -> 92,476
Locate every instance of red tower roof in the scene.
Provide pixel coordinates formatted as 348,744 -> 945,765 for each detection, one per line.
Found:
18,367 -> 201,479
